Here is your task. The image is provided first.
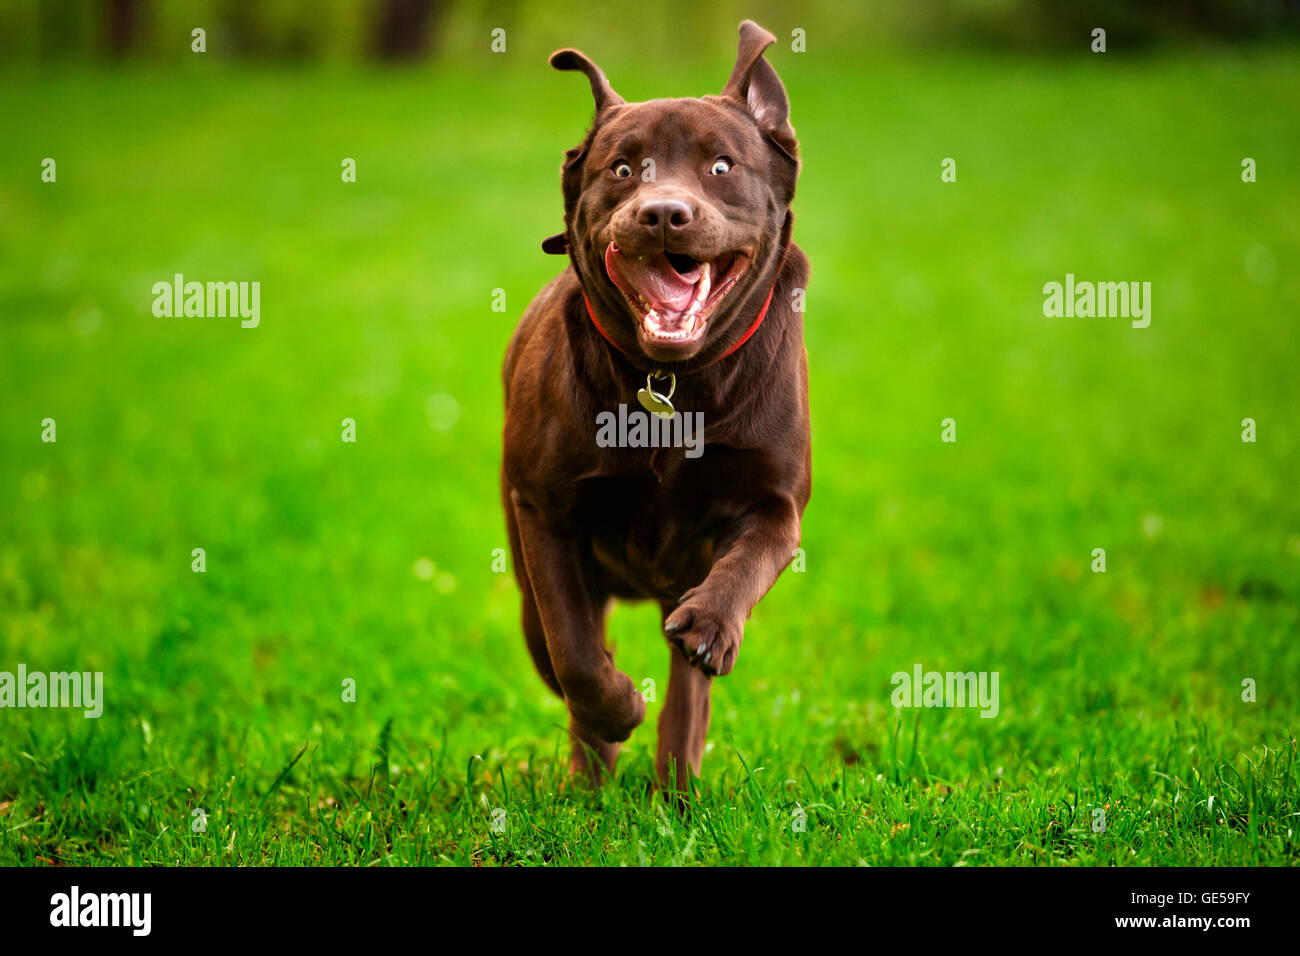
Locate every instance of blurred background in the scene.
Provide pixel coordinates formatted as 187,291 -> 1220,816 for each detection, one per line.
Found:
2,0 -> 1300,61
0,1 -> 1297,865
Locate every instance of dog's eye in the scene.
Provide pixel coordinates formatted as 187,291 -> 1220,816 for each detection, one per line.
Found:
612,161 -> 632,178
709,158 -> 732,175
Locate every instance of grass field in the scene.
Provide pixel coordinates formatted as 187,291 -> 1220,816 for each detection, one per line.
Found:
1,48 -> 1298,866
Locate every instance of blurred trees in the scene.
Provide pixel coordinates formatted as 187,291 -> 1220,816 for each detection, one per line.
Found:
0,0 -> 1296,63
374,0 -> 442,59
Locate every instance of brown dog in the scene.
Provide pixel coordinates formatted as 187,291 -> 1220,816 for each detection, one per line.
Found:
502,20 -> 810,795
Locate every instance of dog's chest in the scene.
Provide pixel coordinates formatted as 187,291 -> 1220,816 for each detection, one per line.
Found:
576,451 -> 746,600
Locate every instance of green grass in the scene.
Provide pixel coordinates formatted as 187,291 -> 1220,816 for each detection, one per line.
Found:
1,48 -> 1298,865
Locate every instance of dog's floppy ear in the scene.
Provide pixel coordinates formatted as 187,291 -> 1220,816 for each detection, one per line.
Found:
551,48 -> 624,179
720,20 -> 797,160
550,48 -> 624,116
541,232 -> 569,254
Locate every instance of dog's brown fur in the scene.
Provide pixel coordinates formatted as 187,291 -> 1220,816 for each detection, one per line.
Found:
502,21 -> 810,797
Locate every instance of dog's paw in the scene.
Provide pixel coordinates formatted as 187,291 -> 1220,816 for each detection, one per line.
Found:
567,671 -> 646,743
663,595 -> 743,676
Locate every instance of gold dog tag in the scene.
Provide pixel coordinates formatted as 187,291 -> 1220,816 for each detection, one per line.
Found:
636,371 -> 676,420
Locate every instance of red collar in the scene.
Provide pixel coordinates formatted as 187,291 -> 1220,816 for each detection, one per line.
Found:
582,284 -> 775,368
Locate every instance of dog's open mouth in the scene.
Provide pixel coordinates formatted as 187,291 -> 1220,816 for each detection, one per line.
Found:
605,243 -> 751,346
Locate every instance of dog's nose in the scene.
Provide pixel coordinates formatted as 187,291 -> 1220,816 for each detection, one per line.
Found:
637,198 -> 694,238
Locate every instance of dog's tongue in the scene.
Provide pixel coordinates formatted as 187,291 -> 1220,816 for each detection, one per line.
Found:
606,246 -> 697,315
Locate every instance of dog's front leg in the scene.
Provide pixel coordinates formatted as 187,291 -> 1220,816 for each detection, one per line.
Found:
511,492 -> 646,769
664,495 -> 801,677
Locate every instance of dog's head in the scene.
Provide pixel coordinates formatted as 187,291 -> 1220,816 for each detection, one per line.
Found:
544,20 -> 798,366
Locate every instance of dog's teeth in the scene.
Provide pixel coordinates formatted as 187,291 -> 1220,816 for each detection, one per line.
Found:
697,262 -> 712,305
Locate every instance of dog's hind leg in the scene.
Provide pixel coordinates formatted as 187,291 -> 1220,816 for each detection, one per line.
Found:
656,607 -> 713,801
